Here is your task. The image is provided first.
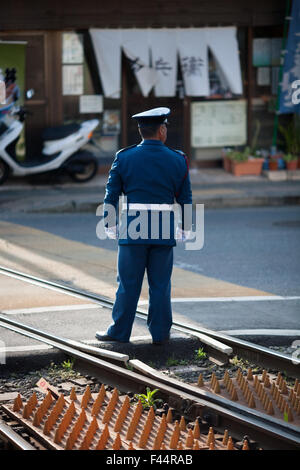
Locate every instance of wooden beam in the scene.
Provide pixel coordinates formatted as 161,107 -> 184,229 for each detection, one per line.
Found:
44,31 -> 63,126
121,54 -> 128,149
246,26 -> 253,147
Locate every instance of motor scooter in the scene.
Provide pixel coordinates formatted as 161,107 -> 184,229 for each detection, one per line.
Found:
0,102 -> 100,185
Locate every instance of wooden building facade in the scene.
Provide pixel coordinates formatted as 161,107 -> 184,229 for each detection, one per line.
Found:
0,0 -> 287,167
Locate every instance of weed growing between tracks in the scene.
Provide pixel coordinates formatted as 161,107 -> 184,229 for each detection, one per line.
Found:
143,345 -> 298,389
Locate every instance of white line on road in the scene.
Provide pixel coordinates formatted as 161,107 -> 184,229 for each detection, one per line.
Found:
220,329 -> 300,336
1,304 -> 101,315
0,344 -> 53,353
138,295 -> 300,305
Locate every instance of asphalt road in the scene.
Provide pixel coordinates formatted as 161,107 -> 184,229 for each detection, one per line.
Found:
1,206 -> 299,296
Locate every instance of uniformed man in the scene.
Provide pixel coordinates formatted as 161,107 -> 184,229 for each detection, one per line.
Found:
95,107 -> 192,345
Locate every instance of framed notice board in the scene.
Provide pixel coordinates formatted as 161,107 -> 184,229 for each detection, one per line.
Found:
191,100 -> 247,148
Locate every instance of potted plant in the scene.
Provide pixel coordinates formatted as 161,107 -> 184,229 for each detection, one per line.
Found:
283,153 -> 298,171
279,120 -> 300,169
269,157 -> 278,171
230,120 -> 264,176
230,147 -> 264,176
221,148 -> 233,172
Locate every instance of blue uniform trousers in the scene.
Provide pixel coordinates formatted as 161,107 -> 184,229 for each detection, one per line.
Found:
107,244 -> 173,342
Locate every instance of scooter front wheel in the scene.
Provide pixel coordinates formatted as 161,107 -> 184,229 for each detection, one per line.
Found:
68,153 -> 98,183
0,159 -> 9,185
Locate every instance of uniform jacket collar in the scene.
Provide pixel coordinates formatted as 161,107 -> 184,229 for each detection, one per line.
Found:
139,139 -> 164,146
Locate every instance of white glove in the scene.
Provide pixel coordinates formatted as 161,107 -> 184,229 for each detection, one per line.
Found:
105,225 -> 118,240
175,226 -> 193,242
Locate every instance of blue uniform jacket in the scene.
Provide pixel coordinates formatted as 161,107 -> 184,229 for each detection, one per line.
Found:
103,139 -> 193,246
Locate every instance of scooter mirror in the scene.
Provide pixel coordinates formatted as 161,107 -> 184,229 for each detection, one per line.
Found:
26,89 -> 35,99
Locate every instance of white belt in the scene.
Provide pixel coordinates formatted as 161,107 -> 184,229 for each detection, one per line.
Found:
122,203 -> 174,211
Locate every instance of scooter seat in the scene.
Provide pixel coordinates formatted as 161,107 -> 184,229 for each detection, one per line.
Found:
42,123 -> 80,141
16,153 -> 61,167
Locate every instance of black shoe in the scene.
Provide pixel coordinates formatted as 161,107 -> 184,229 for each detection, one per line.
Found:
95,332 -> 128,343
152,336 -> 170,346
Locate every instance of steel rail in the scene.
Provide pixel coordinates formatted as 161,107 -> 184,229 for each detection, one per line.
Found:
0,314 -> 299,450
0,265 -> 299,378
0,419 -> 36,450
0,313 -> 128,364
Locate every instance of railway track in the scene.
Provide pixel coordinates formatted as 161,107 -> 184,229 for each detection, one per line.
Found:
0,265 -> 300,450
0,265 -> 299,378
0,313 -> 300,449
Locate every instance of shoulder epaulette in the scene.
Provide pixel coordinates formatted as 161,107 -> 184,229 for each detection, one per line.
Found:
166,146 -> 186,157
116,144 -> 137,155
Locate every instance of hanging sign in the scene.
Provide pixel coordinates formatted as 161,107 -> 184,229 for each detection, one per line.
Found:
279,0 -> 300,114
122,29 -> 157,97
89,29 -> 122,99
150,29 -> 177,97
177,28 -> 209,96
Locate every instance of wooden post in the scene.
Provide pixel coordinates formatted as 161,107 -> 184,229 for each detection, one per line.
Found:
247,26 -> 253,147
44,31 -> 63,127
121,54 -> 128,149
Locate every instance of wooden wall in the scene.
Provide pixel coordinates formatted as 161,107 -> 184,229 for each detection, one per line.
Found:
0,31 -> 62,157
0,1 -> 286,161
1,0 -> 285,30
